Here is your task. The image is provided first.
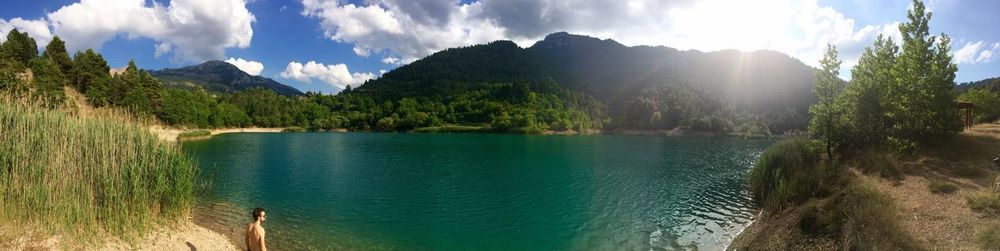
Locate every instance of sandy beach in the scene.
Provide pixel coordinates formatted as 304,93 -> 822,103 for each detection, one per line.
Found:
150,126 -> 285,142
0,222 -> 238,250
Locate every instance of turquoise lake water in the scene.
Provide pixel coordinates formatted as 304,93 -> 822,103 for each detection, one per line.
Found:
182,132 -> 772,250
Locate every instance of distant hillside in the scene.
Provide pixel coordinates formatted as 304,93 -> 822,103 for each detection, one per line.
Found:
360,32 -> 817,133
150,60 -> 303,96
956,76 -> 1000,93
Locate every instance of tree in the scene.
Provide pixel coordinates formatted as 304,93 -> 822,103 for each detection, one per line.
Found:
41,36 -> 73,75
85,75 -> 112,106
808,44 -> 843,158
72,49 -> 111,91
838,35 -> 897,149
886,0 -> 961,150
0,67 -> 27,94
0,29 -> 38,67
31,58 -> 66,107
118,60 -> 163,114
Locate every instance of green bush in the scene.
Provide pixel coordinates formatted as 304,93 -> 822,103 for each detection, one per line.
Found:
747,138 -> 822,209
927,181 -> 958,194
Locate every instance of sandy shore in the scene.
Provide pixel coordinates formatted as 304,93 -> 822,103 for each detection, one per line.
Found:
99,223 -> 239,251
150,126 -> 285,142
0,222 -> 238,250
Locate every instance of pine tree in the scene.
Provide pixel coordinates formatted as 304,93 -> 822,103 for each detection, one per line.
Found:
0,28 -> 38,68
72,49 -> 111,92
808,44 -> 843,158
41,36 -> 73,76
31,58 -> 65,107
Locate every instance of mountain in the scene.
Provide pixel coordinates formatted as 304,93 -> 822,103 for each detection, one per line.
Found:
150,60 -> 303,96
358,32 -> 817,133
956,76 -> 1000,93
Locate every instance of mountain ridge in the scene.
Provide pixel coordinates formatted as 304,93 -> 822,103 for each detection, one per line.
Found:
359,32 -> 817,133
150,60 -> 303,96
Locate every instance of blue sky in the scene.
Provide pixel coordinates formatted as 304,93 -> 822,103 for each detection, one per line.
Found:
1,0 -> 998,94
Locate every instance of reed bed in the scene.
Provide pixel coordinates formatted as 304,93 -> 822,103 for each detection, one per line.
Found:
0,96 -> 197,244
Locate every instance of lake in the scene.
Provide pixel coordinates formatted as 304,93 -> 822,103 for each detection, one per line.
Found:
182,132 -> 772,250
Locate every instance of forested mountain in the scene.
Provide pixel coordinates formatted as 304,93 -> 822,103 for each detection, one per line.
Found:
1,28 -> 818,134
359,32 -> 817,134
151,60 -> 303,96
956,76 -> 1000,93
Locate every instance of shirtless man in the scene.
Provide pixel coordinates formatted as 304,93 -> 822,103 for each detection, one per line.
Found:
245,207 -> 267,251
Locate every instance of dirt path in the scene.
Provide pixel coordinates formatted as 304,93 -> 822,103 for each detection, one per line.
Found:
872,123 -> 1000,250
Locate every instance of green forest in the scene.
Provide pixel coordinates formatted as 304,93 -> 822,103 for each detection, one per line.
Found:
0,31 -> 603,133
1,18 -> 995,136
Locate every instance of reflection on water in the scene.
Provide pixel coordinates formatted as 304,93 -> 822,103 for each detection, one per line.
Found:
183,132 -> 771,250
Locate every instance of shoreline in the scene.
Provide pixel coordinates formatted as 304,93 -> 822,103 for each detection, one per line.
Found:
150,126 -> 285,142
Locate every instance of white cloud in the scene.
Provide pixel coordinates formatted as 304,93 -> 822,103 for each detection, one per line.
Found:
381,56 -> 402,65
955,41 -> 998,64
301,0 -> 506,61
280,60 -> 375,89
41,0 -> 255,62
155,42 -> 172,58
225,57 -> 264,76
298,0 -> 909,78
0,18 -> 54,47
977,50 -> 993,63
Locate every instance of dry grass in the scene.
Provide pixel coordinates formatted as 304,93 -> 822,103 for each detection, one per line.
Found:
980,223 -> 1000,250
927,180 -> 959,194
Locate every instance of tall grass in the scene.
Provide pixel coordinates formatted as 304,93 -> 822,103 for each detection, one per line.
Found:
747,137 -> 827,209
0,96 -> 197,243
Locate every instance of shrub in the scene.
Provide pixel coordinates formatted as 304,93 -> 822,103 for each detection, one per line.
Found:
927,180 -> 958,194
747,138 -> 822,209
856,150 -> 902,180
967,193 -> 1000,216
798,201 -> 840,236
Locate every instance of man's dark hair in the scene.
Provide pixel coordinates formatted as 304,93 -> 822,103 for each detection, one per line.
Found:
251,207 -> 265,221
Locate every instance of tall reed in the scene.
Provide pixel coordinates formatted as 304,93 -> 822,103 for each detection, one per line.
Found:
0,95 -> 197,243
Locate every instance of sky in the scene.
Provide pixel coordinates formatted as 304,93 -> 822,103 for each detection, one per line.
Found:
0,0 -> 998,94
